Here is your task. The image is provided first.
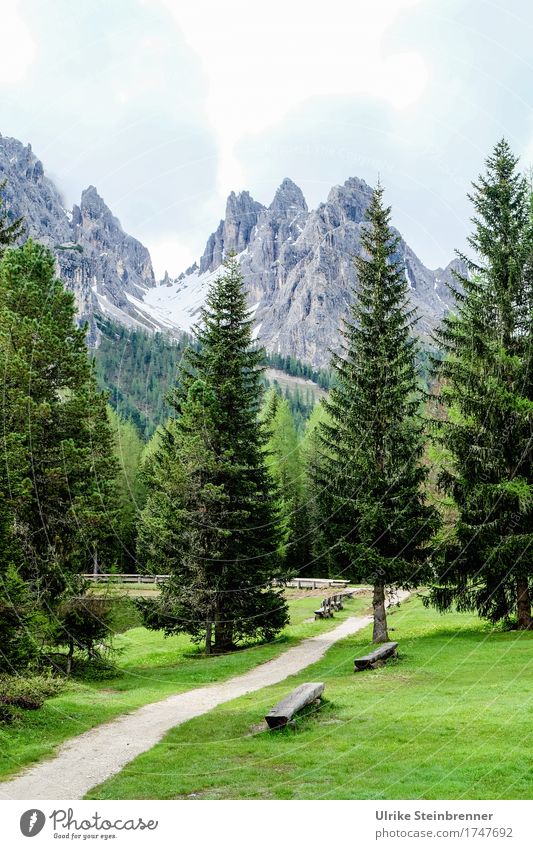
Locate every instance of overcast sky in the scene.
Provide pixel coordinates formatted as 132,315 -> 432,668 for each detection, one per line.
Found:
2,0 -> 533,277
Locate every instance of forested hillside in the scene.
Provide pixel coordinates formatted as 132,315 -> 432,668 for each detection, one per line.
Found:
93,319 -> 191,438
93,319 -> 332,438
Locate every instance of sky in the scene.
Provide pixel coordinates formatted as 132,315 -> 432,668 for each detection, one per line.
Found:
1,0 -> 533,277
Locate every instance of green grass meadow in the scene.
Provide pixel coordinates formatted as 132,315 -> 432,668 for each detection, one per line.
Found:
87,597 -> 533,801
0,592 -> 369,782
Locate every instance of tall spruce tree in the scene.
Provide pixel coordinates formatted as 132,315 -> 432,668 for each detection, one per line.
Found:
137,254 -> 288,653
0,185 -> 41,672
313,184 -> 439,642
107,407 -> 147,569
428,139 -> 533,627
0,240 -> 119,609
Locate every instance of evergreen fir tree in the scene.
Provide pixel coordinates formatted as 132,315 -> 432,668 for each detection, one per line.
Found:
313,184 -> 439,641
107,407 -> 147,569
0,240 -> 119,608
428,139 -> 533,627
0,191 -> 40,672
138,254 -> 288,652
302,401 -> 335,575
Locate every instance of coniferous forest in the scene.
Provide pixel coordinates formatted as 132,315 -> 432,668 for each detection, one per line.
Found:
1,138 -> 532,805
2,139 -> 533,665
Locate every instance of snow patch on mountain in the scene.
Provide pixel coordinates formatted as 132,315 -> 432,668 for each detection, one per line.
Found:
142,266 -> 221,333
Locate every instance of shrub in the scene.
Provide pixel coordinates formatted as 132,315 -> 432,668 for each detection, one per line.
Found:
0,565 -> 43,674
0,674 -> 64,714
51,594 -> 117,674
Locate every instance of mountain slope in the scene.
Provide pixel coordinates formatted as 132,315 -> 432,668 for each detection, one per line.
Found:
143,177 -> 461,367
0,132 -> 459,367
0,133 -> 156,344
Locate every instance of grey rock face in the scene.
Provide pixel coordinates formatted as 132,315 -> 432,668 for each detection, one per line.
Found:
184,175 -> 459,367
0,131 -> 460,368
199,190 -> 264,273
0,134 -> 156,344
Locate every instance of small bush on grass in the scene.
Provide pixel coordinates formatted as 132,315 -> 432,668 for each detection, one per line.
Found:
0,673 -> 65,721
50,594 -> 118,675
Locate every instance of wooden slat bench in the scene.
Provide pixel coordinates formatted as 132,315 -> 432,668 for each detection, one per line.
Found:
354,641 -> 398,671
265,682 -> 325,729
315,590 -> 356,619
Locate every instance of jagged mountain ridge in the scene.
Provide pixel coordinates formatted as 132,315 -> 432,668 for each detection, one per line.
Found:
144,177 -> 461,367
0,132 -> 460,367
0,133 -> 157,344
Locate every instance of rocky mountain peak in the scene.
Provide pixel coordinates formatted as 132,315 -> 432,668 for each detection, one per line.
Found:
269,178 -> 307,215
0,133 -> 156,343
199,189 -> 265,273
324,177 -> 374,225
75,185 -> 120,227
164,173 -> 458,367
1,130 -> 459,368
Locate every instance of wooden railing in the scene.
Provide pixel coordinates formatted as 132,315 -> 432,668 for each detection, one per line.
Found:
84,574 -> 351,588
82,573 -> 168,584
278,578 -> 350,590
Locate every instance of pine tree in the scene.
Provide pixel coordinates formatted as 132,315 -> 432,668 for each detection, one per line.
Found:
0,187 -> 40,672
265,394 -> 311,573
138,254 -> 288,652
313,184 -> 439,641
0,240 -> 119,609
428,139 -> 533,627
302,401 -> 335,575
107,407 -> 147,569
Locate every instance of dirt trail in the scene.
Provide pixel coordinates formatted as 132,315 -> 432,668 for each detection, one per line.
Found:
0,592 -> 408,800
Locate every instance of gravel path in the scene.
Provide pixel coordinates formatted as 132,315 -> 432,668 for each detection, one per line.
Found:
0,592 -> 408,800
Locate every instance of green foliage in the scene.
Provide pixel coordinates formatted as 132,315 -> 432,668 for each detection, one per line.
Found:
0,241 -> 120,598
94,318 -> 333,439
94,319 -> 192,439
301,401 -> 334,573
107,407 -> 146,568
50,593 -> 117,673
428,139 -> 533,625
0,565 -> 43,674
0,239 -> 121,682
263,392 -> 311,572
311,184 -> 439,638
265,351 -> 333,390
0,673 -> 64,719
138,255 -> 289,652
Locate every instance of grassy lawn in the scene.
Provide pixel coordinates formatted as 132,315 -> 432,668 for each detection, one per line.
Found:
0,591 -> 370,782
87,596 -> 533,800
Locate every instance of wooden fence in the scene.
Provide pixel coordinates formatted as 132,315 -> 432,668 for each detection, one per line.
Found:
83,574 -> 350,589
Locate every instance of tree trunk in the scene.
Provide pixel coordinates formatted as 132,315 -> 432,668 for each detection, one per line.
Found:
214,617 -> 234,653
66,637 -> 74,676
516,577 -> 532,630
372,583 -> 389,643
205,617 -> 213,655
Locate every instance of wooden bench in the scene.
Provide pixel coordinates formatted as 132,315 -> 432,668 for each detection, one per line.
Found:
354,641 -> 398,671
315,590 -> 355,619
265,683 -> 325,729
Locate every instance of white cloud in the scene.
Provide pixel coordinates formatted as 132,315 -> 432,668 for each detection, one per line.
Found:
149,234 -> 197,279
0,4 -> 36,84
159,0 -> 429,196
